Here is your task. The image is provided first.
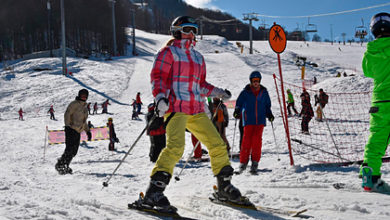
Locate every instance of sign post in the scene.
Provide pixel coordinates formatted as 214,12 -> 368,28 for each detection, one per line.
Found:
268,23 -> 294,166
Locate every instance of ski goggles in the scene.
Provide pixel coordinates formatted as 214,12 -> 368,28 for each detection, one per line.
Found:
251,78 -> 261,83
171,23 -> 199,35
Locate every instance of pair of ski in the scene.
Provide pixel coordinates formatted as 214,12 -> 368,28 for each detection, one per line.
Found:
128,186 -> 308,219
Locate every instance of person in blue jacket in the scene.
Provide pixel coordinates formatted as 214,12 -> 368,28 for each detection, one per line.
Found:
233,71 -> 274,174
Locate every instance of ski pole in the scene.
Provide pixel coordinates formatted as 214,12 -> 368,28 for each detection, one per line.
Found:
230,118 -> 238,161
270,121 -> 280,161
174,140 -> 201,181
174,99 -> 223,181
102,114 -> 156,189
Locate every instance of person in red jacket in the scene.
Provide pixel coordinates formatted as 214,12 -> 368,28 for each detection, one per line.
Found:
18,108 -> 25,120
47,105 -> 55,120
136,92 -> 143,114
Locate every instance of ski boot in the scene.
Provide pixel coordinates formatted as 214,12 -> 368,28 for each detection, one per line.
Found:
55,156 -> 73,175
142,171 -> 177,213
216,166 -> 243,203
362,166 -> 390,193
249,161 -> 258,175
235,163 -> 247,174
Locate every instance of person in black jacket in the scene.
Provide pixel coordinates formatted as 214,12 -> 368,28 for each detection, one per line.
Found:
107,118 -> 119,151
299,93 -> 314,134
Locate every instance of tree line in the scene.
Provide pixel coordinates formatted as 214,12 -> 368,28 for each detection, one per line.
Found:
0,0 -> 131,62
0,0 -> 309,62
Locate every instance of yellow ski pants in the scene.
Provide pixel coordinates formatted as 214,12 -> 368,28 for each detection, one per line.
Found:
151,112 -> 230,176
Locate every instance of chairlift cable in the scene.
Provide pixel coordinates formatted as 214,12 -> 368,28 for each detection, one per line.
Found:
254,2 -> 390,19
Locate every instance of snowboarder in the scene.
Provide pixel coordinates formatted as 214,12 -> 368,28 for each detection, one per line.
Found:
141,15 -> 240,212
146,102 -> 166,162
299,92 -> 314,134
107,117 -> 119,151
135,92 -> 143,114
47,105 -> 55,120
286,89 -> 298,116
233,71 -> 274,174
87,102 -> 91,114
102,99 -> 110,114
314,88 -> 328,122
360,12 -> 390,193
55,89 -> 90,174
93,102 -> 98,114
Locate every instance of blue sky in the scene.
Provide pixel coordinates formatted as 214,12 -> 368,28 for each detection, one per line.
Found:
184,0 -> 390,41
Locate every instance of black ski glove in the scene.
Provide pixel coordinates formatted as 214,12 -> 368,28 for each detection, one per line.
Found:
267,113 -> 275,122
233,108 -> 241,119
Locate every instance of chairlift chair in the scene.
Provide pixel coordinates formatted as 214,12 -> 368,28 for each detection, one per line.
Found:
305,17 -> 317,33
355,18 -> 368,39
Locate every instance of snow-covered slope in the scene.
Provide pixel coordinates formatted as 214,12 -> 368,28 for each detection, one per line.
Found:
1,29 -> 388,220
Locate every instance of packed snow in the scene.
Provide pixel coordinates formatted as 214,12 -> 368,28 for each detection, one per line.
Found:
1,29 -> 389,220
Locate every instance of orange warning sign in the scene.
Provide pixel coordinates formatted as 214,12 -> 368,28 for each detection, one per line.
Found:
268,24 -> 287,53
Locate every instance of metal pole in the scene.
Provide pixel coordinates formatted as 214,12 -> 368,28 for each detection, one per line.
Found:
330,24 -> 333,45
200,19 -> 203,40
277,53 -> 294,165
60,0 -> 66,75
270,121 -> 280,161
131,9 -> 136,56
230,118 -> 238,161
47,0 -> 53,57
249,19 -> 253,54
102,115 -> 157,188
111,0 -> 117,56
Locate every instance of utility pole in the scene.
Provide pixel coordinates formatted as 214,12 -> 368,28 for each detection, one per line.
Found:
330,24 -> 333,45
47,0 -> 53,57
131,9 -> 136,56
243,13 -> 259,54
110,0 -> 117,56
200,19 -> 203,40
60,0 -> 66,75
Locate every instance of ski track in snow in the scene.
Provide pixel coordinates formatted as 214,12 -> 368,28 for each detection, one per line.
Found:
1,29 -> 389,220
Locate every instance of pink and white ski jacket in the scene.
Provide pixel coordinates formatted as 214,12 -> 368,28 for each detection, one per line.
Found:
151,39 -> 224,115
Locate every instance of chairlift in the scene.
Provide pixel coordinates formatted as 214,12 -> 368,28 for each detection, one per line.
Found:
305,17 -> 317,33
355,18 -> 368,39
259,19 -> 268,30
